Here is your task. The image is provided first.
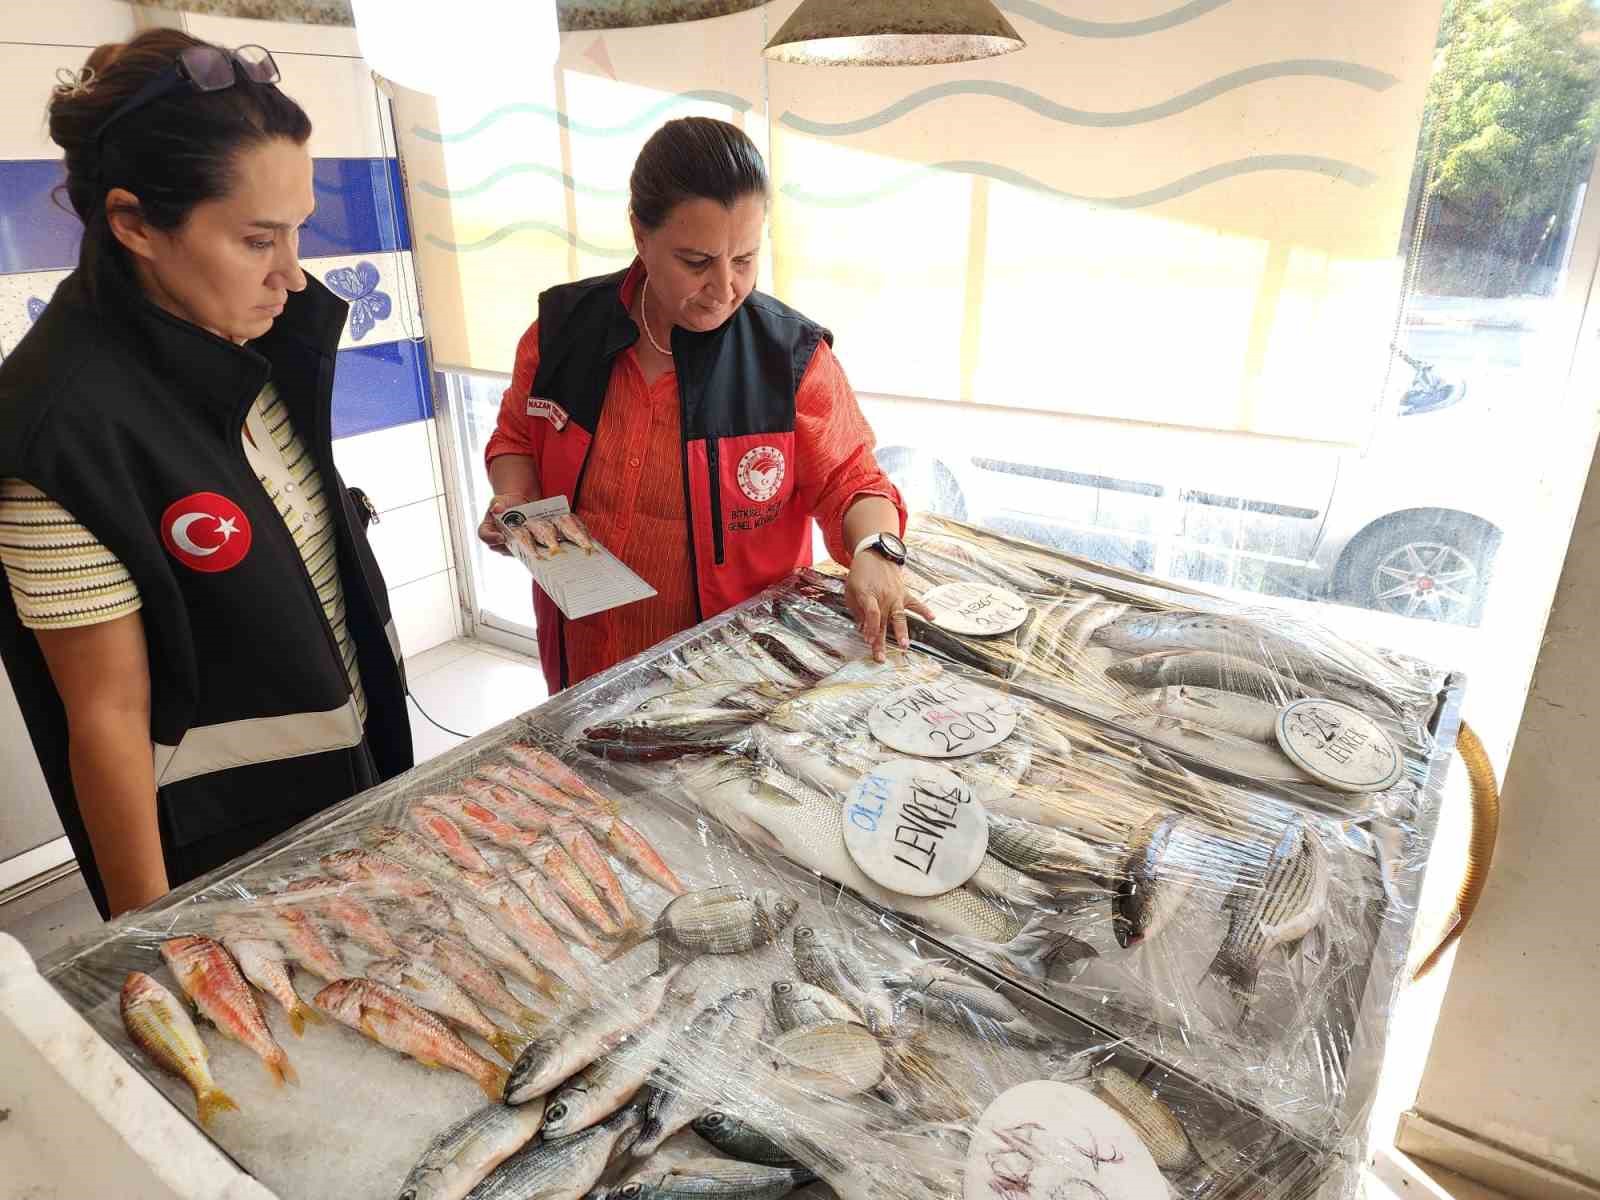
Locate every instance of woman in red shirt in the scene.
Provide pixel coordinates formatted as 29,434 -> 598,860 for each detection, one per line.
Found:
479,118 -> 928,691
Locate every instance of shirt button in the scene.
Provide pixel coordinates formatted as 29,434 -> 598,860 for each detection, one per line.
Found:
628,456 -> 641,469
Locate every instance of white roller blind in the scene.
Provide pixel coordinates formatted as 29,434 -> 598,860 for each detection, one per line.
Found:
394,0 -> 1444,444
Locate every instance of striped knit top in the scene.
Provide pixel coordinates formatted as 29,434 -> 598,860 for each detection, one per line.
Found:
0,383 -> 366,721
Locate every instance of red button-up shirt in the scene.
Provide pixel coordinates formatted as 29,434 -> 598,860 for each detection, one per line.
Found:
486,265 -> 902,686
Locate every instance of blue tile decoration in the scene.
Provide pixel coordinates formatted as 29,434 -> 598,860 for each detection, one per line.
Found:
324,259 -> 391,342
0,161 -> 83,276
331,338 -> 432,439
0,157 -> 409,274
306,158 -> 411,257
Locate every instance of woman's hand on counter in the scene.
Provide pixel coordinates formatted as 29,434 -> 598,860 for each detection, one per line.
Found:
846,551 -> 935,664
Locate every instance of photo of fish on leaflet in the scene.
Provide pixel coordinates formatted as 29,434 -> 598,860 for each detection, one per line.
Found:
478,116 -> 925,694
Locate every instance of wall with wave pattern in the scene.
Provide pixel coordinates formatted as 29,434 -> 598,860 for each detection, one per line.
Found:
395,0 -> 1446,443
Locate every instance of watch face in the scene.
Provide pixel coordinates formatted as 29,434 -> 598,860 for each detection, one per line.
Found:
880,533 -> 907,562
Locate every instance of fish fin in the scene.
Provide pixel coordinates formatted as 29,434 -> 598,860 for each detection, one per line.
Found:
1202,944 -> 1260,1004
516,1007 -> 547,1033
358,1013 -> 386,1043
489,1030 -> 524,1064
1001,913 -> 1099,981
481,1065 -> 510,1102
267,1050 -> 298,1088
196,1086 -> 239,1127
287,1003 -> 307,1037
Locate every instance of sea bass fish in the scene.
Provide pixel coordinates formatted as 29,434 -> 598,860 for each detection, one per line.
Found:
540,988 -> 698,1138
315,978 -> 509,1100
463,1104 -> 641,1200
505,967 -> 685,1105
597,1158 -> 816,1200
161,935 -> 296,1085
366,956 -> 524,1063
219,934 -> 321,1036
1106,651 -> 1312,706
1205,820 -> 1329,1009
397,1099 -> 547,1200
1146,684 -> 1282,742
120,971 -> 238,1127
1113,813 -> 1201,949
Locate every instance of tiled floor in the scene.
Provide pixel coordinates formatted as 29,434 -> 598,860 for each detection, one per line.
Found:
0,637 -> 545,965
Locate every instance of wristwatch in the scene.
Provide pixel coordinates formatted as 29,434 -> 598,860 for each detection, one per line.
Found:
853,531 -> 908,566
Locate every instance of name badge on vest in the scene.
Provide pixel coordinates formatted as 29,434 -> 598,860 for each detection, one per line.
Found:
527,397 -> 569,430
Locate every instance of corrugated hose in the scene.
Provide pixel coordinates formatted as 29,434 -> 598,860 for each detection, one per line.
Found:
1411,720 -> 1500,981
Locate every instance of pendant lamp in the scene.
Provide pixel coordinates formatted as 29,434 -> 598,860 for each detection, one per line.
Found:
351,0 -> 559,95
763,0 -> 1025,66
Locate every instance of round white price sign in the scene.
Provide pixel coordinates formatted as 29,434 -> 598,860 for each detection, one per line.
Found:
868,677 -> 1019,759
842,759 -> 989,897
1275,698 -> 1404,793
924,581 -> 1031,637
965,1080 -> 1166,1200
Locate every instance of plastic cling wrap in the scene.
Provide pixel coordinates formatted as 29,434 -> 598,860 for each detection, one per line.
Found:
38,519 -> 1457,1200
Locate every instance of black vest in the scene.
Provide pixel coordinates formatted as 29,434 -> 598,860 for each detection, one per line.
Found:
527,268 -> 831,689
0,260 -> 413,915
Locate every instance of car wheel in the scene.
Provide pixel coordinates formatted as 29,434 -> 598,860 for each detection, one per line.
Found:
1334,512 -> 1500,626
875,446 -> 967,521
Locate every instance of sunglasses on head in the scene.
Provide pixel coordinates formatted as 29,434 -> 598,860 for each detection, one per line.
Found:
92,44 -> 281,147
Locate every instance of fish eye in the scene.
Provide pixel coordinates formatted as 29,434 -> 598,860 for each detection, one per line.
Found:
775,983 -> 791,994
795,928 -> 812,939
623,1187 -> 642,1198
547,1103 -> 566,1121
703,1112 -> 725,1127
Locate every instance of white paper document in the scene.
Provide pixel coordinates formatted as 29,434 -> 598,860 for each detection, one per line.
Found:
496,496 -> 656,620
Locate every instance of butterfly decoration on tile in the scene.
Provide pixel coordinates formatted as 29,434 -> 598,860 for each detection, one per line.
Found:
27,297 -> 46,324
324,261 -> 391,342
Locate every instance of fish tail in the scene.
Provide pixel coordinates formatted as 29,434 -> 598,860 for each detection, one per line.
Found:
885,1042 -> 976,1122
481,1064 -> 510,1102
1001,913 -> 1100,981
488,1029 -> 525,1064
289,999 -> 323,1036
600,929 -> 651,964
266,1048 -> 299,1088
196,1085 -> 239,1127
515,1006 -> 547,1033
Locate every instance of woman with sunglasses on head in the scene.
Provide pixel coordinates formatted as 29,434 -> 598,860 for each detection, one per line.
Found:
480,118 -> 930,695
0,31 -> 413,918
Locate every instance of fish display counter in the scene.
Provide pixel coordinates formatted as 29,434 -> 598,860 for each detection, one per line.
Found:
27,516 -> 1457,1200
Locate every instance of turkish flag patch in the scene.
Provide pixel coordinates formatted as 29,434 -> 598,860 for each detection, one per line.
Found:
161,492 -> 253,573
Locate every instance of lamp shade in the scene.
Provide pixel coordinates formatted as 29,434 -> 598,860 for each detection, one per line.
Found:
763,0 -> 1024,66
351,0 -> 559,95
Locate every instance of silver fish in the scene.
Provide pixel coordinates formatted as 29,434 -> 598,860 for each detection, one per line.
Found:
597,1158 -> 816,1200
398,1100 -> 547,1200
769,1020 -> 886,1097
770,980 -> 858,1032
636,680 -> 787,714
1205,821 -> 1329,1008
1091,1065 -> 1197,1171
540,988 -> 697,1138
1121,713 -> 1318,785
365,957 -> 523,1064
984,815 -> 1113,883
464,1105 -> 642,1200
1113,812 -> 1200,949
506,967 -> 684,1105
650,885 -> 799,959
883,964 -> 1054,1047
633,987 -> 767,1158
1095,611 -> 1403,714
789,926 -> 896,1036
692,1111 -> 810,1169
1106,651 -> 1311,706
1147,684 -> 1282,742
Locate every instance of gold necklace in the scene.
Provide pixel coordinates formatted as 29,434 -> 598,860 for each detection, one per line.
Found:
640,281 -> 672,356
